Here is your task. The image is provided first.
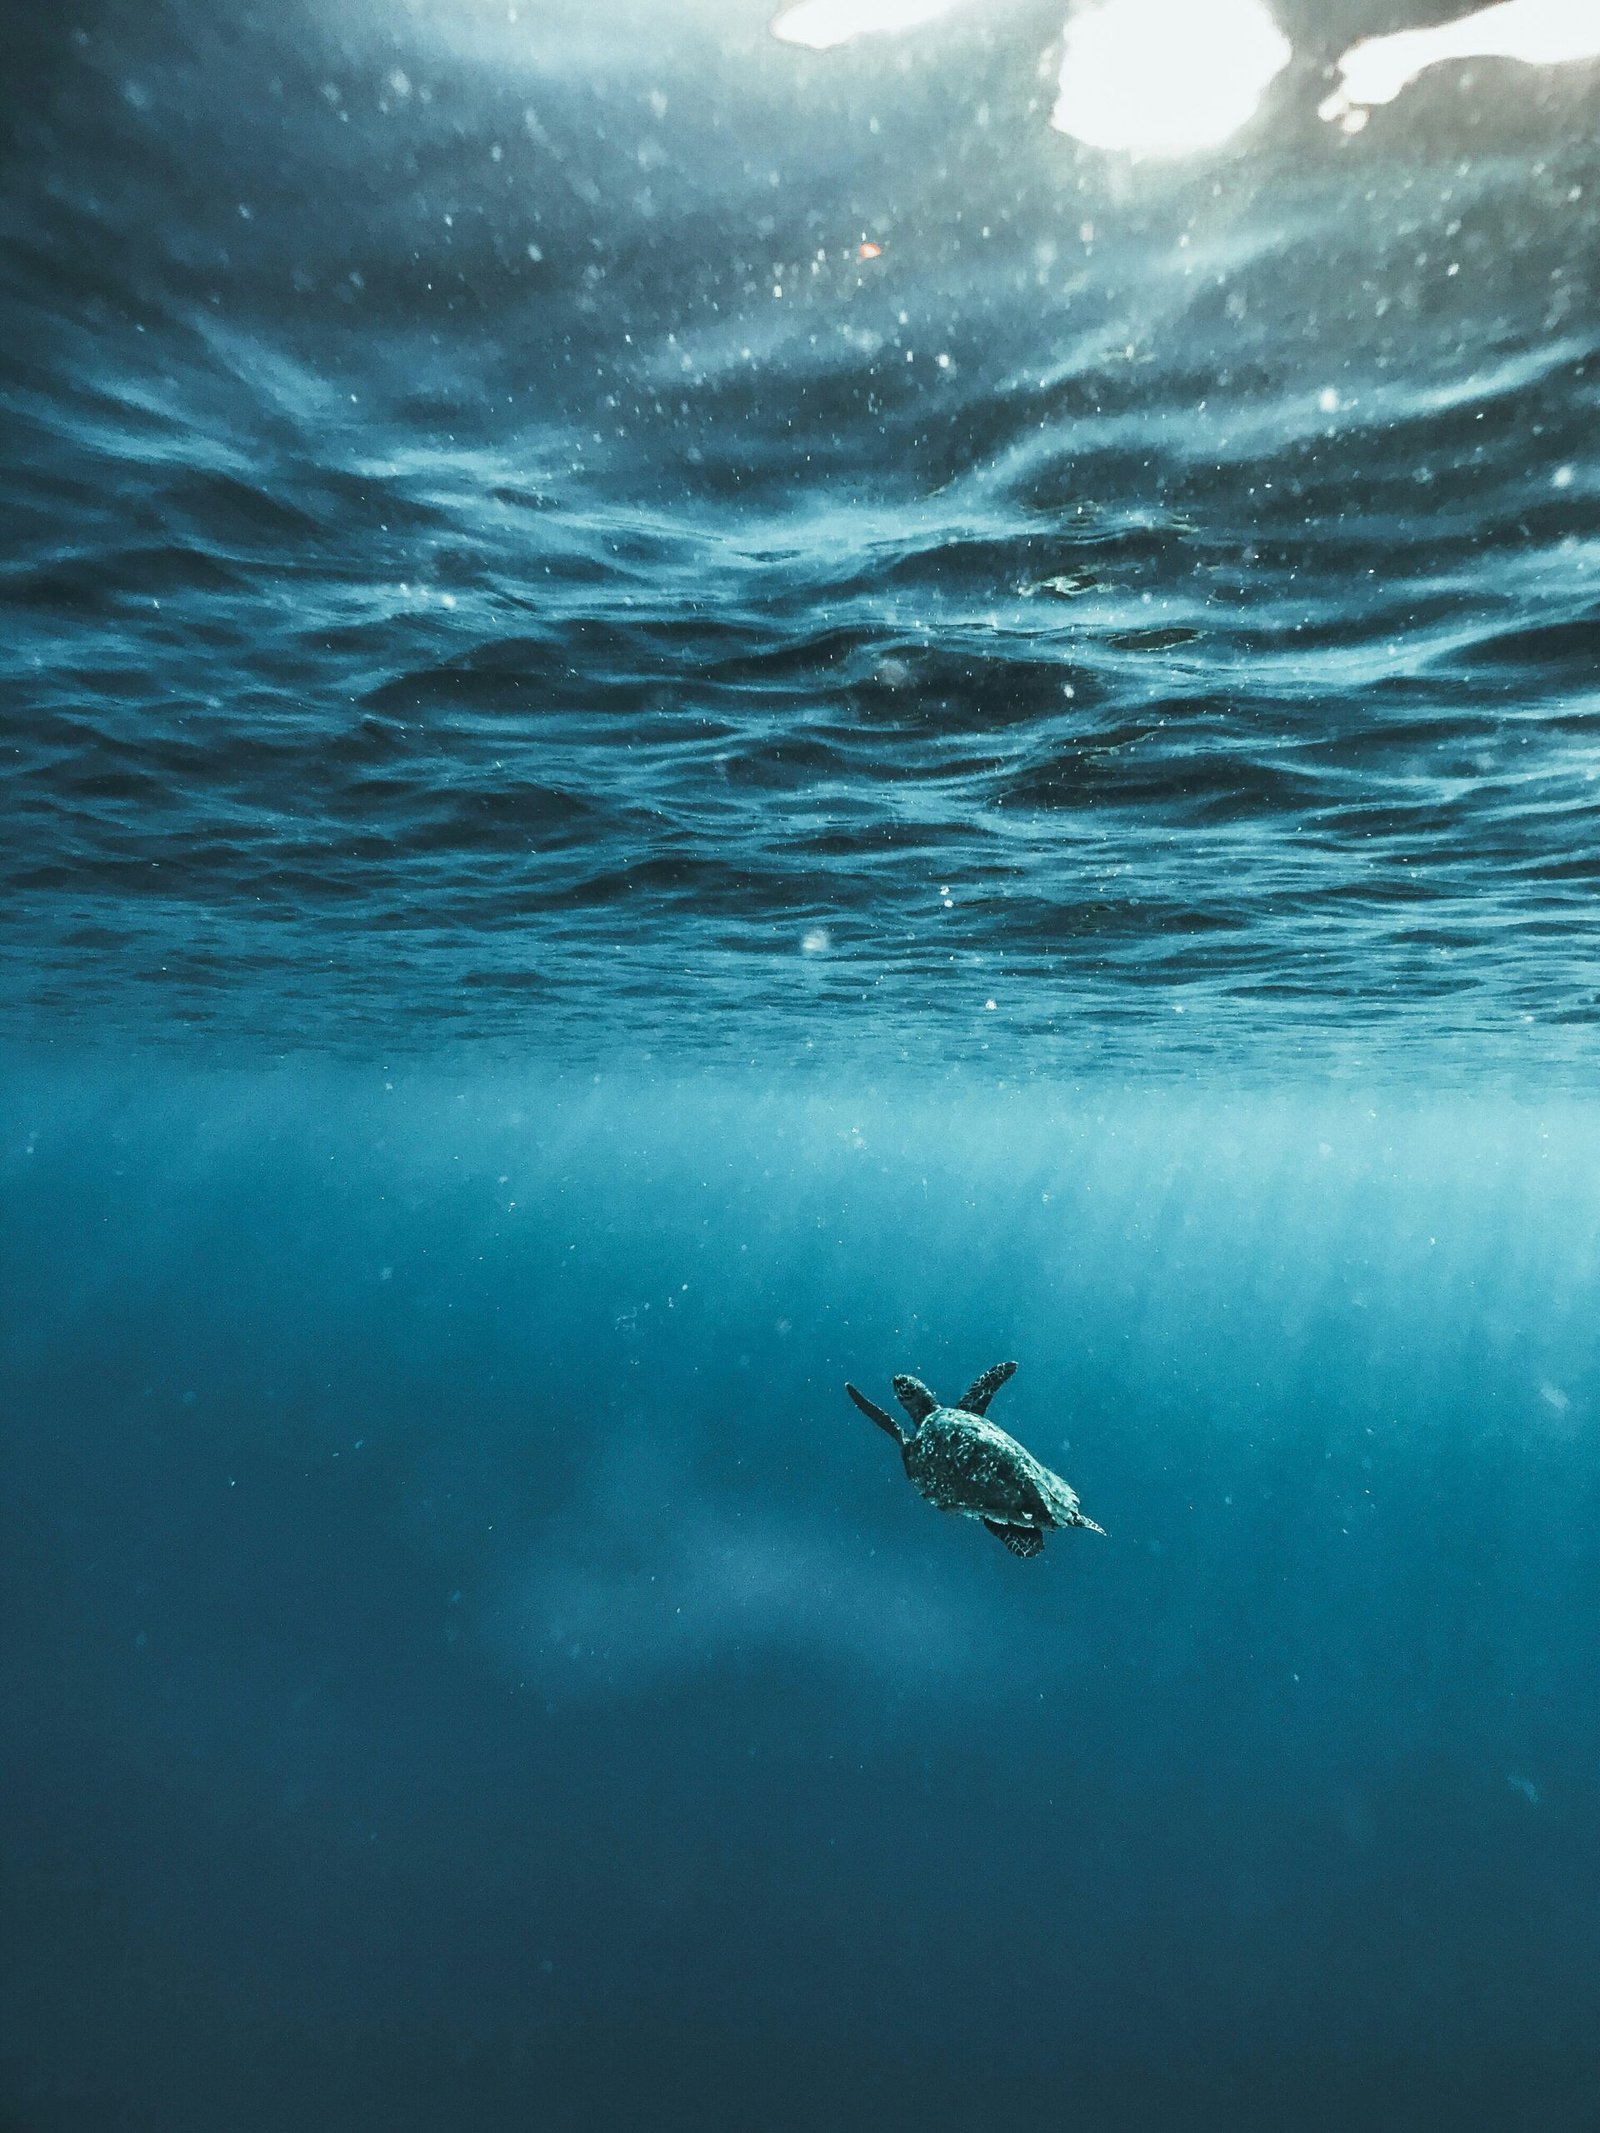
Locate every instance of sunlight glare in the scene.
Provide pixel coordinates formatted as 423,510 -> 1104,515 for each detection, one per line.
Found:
770,0 -> 964,48
1050,0 -> 1292,154
1320,0 -> 1600,122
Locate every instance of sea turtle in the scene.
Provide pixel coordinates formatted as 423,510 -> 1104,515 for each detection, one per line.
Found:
845,1360 -> 1105,1558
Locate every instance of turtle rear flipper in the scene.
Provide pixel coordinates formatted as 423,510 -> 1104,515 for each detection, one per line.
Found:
959,1360 -> 1017,1415
846,1382 -> 902,1443
983,1518 -> 1045,1558
892,1375 -> 938,1425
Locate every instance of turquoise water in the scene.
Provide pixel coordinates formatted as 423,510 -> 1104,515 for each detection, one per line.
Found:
6,1067 -> 1600,2127
4,2 -> 1600,2126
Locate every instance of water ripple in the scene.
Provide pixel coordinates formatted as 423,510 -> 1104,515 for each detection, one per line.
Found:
3,0 -> 1600,1071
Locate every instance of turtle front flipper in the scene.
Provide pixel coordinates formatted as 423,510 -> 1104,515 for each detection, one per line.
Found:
846,1382 -> 902,1443
958,1360 -> 1017,1415
892,1375 -> 938,1426
982,1518 -> 1045,1558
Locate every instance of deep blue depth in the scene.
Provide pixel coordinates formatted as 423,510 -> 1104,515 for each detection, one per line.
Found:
4,0 -> 1600,2126
6,1068 -> 1600,2130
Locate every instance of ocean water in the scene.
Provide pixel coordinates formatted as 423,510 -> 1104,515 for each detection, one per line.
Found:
3,1 -> 1600,2127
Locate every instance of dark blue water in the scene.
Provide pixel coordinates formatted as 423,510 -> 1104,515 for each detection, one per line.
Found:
4,2 -> 1600,2127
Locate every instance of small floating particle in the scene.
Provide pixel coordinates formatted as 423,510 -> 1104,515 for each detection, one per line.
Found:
858,241 -> 883,260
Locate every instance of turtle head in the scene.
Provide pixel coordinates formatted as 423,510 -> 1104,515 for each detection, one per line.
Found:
892,1375 -> 938,1431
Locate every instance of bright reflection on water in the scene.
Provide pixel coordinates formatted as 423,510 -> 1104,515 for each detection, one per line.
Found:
770,0 -> 964,47
1321,0 -> 1600,126
1050,0 -> 1291,154
767,0 -> 1600,153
